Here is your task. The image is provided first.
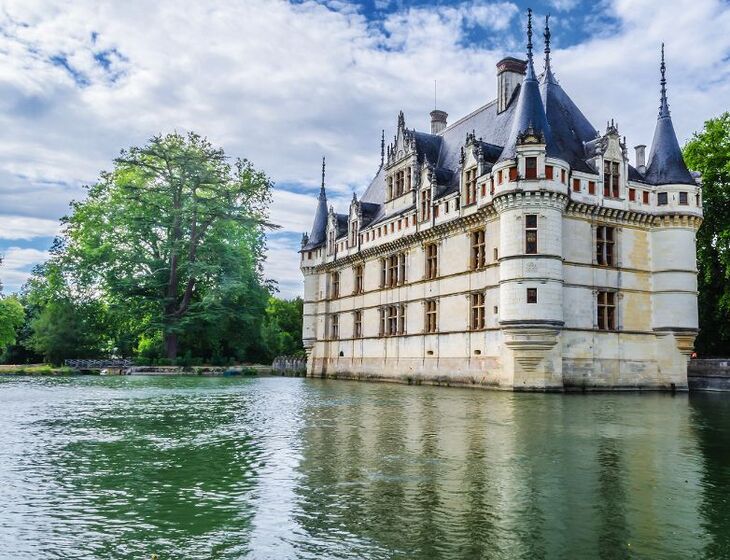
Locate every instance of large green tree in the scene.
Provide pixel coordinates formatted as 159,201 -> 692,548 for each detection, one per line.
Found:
684,112 -> 730,356
0,257 -> 26,352
61,132 -> 274,359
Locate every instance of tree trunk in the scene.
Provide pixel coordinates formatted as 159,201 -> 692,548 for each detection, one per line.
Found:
165,331 -> 178,360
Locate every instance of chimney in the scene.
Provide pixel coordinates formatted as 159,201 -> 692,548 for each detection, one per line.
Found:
635,144 -> 646,173
430,110 -> 448,134
496,57 -> 527,113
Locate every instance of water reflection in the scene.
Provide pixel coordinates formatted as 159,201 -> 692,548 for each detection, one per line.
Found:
0,376 -> 728,559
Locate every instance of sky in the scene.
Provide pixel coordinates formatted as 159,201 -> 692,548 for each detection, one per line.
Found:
0,0 -> 729,298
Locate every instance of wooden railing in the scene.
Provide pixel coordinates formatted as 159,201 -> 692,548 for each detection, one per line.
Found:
65,359 -> 133,369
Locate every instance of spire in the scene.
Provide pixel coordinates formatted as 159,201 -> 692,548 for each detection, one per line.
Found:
498,8 -> 551,162
304,156 -> 329,249
659,42 -> 669,118
380,130 -> 385,167
543,14 -> 557,84
526,8 -> 535,79
320,155 -> 326,193
644,45 -> 695,185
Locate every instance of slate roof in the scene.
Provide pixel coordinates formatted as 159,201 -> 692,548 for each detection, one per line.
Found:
301,186 -> 328,251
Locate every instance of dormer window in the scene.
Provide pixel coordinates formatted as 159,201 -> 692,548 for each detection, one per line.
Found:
603,160 -> 620,198
350,220 -> 358,246
464,167 -> 477,205
525,157 -> 537,180
420,188 -> 431,222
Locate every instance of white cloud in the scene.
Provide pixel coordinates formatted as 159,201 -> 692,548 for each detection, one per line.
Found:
0,247 -> 49,292
0,215 -> 60,240
0,0 -> 728,299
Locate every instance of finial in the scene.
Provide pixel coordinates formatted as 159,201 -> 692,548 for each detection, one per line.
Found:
321,156 -> 326,191
543,14 -> 554,80
527,8 -> 533,62
659,43 -> 669,118
380,130 -> 385,166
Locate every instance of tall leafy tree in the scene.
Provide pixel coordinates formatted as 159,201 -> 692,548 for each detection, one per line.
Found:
684,112 -> 730,356
0,256 -> 26,353
61,132 -> 274,359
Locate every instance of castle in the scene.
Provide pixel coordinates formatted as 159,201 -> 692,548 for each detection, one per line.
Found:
299,11 -> 702,391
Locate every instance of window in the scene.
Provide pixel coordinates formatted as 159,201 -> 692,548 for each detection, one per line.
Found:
643,191 -> 650,204
657,192 -> 668,206
350,220 -> 358,246
420,189 -> 431,221
629,188 -> 636,202
588,181 -> 596,195
387,254 -> 399,287
434,205 -> 440,218
493,247 -> 499,261
471,292 -> 485,330
465,167 -> 477,205
603,160 -> 620,198
597,291 -> 616,331
525,214 -> 538,254
331,271 -> 340,298
481,183 -> 486,197
679,192 -> 688,205
425,300 -> 437,333
354,310 -> 362,338
380,258 -> 386,288
354,265 -> 363,294
509,166 -> 518,181
498,169 -> 503,185
387,176 -> 393,200
382,305 -> 406,336
596,226 -> 615,267
331,314 -> 339,339
545,165 -> 554,180
328,230 -> 336,255
471,229 -> 486,270
425,243 -> 438,279
399,253 -> 406,284
573,178 -> 581,192
561,169 -> 566,184
527,288 -> 537,304
525,157 -> 537,180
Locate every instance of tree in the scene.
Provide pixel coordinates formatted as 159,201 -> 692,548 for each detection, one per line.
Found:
61,132 -> 274,359
260,297 -> 304,361
0,297 -> 25,351
684,112 -> 730,356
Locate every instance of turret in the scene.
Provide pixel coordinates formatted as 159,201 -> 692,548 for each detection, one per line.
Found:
498,10 -> 551,163
302,157 -> 329,250
644,44 -> 695,186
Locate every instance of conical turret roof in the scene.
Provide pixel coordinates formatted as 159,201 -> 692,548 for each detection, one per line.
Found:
644,45 -> 695,186
498,9 -> 552,162
302,157 -> 329,250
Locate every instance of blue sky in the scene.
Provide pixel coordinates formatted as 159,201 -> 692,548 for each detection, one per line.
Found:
1,0 -> 729,297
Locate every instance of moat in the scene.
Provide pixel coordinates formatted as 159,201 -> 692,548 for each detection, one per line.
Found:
0,375 -> 728,559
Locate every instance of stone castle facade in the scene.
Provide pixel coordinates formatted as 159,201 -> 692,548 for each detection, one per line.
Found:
299,12 -> 702,391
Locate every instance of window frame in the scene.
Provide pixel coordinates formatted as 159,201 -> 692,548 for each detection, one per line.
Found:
470,292 -> 486,331
471,229 -> 487,270
464,167 -> 478,205
353,310 -> 362,338
597,291 -> 617,331
425,300 -> 438,333
525,214 -> 538,255
425,243 -> 438,280
596,226 -> 616,267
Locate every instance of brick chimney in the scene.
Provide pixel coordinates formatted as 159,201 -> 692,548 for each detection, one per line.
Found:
635,144 -> 647,174
496,57 -> 527,113
430,110 -> 448,134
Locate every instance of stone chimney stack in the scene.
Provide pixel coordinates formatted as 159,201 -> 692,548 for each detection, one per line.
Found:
496,57 -> 527,113
635,144 -> 647,173
430,110 -> 448,134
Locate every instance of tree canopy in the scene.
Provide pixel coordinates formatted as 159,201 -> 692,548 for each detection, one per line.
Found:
60,132 -> 275,360
684,112 -> 730,356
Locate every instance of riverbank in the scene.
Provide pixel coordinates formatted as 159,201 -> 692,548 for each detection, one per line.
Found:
0,364 -> 76,376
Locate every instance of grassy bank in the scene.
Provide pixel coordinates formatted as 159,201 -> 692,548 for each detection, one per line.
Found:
0,364 -> 77,376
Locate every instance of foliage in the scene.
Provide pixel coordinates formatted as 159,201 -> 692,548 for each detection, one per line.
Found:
0,296 -> 25,351
684,112 -> 730,356
60,132 -> 274,359
260,296 -> 304,362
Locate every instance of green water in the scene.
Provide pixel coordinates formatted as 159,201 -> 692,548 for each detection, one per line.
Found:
0,376 -> 728,559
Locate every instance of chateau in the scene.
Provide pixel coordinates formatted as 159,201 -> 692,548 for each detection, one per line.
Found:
299,11 -> 702,391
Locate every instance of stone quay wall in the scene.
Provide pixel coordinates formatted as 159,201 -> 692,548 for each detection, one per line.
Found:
688,359 -> 730,392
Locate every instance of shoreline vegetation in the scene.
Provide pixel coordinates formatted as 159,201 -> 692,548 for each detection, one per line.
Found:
0,364 -> 276,376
